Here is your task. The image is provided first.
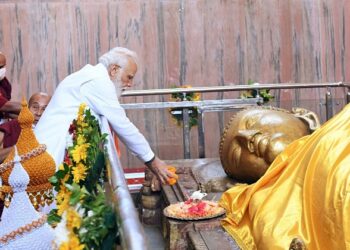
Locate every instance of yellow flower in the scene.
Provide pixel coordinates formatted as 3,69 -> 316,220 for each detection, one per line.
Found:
69,235 -> 85,250
60,173 -> 70,185
193,93 -> 201,101
56,187 -> 70,203
71,144 -> 89,163
57,198 -> 70,216
76,116 -> 87,128
58,164 -> 64,170
59,235 -> 84,250
72,163 -> 88,183
66,208 -> 82,230
78,103 -> 87,116
58,242 -> 69,250
76,134 -> 86,145
56,188 -> 71,216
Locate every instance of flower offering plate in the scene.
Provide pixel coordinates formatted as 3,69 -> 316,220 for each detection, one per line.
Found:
163,200 -> 225,221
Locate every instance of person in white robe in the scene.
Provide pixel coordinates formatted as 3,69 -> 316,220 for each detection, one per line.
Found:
34,47 -> 175,184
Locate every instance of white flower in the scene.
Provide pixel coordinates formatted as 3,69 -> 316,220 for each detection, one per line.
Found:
66,133 -> 74,148
190,190 -> 207,200
53,211 -> 69,246
87,210 -> 94,217
79,227 -> 87,234
77,205 -> 85,217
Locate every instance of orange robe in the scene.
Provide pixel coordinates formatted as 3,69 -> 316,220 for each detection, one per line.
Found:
220,103 -> 350,250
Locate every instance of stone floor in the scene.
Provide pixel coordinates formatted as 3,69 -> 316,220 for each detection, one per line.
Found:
144,225 -> 165,250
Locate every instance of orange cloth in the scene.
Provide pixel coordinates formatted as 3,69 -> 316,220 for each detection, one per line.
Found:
0,100 -> 56,209
220,103 -> 350,250
111,129 -> 121,158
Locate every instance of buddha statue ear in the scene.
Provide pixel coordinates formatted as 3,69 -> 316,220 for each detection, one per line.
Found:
291,107 -> 321,132
236,130 -> 260,153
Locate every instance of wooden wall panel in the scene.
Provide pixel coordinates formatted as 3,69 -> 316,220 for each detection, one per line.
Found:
0,0 -> 349,168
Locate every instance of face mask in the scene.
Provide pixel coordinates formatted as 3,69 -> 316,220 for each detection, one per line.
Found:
0,67 -> 6,80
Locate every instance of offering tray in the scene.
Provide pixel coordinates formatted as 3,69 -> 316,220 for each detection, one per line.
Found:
163,199 -> 225,221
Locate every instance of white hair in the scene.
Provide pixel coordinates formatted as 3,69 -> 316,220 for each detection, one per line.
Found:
98,47 -> 138,69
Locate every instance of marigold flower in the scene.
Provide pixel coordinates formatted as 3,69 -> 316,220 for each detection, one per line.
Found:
69,235 -> 85,250
58,242 -> 69,250
66,208 -> 82,230
58,164 -> 64,171
72,163 -> 88,183
71,144 -> 89,163
78,103 -> 87,116
56,188 -> 71,212
193,93 -> 201,101
57,198 -> 70,216
76,134 -> 86,145
58,235 -> 84,250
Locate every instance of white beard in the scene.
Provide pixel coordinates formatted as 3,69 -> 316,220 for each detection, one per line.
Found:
112,72 -> 123,99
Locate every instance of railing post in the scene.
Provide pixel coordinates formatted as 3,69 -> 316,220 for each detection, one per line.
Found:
182,107 -> 191,159
325,89 -> 333,120
197,109 -> 205,158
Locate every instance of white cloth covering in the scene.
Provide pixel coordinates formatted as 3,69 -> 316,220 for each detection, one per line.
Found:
0,148 -> 54,249
34,63 -> 154,168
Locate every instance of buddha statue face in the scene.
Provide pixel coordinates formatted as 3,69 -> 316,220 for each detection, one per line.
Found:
220,108 -> 315,183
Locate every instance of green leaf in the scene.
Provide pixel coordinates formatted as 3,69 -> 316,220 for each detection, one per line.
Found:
101,231 -> 117,250
84,152 -> 105,192
48,176 -> 58,185
66,183 -> 83,206
47,209 -> 61,225
55,169 -> 67,180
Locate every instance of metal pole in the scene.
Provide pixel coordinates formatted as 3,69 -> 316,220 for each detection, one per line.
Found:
122,82 -> 346,97
325,90 -> 333,120
182,108 -> 191,159
100,117 -> 147,250
197,109 -> 205,158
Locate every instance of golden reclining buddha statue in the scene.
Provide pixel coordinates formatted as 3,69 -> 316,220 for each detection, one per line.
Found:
219,106 -> 320,183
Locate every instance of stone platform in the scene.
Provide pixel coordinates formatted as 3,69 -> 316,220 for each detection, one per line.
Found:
159,158 -> 241,250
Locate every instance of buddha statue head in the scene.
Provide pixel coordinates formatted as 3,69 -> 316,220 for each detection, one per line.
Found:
219,107 -> 320,183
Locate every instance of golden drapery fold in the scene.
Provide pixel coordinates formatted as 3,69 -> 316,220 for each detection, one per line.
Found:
219,103 -> 350,250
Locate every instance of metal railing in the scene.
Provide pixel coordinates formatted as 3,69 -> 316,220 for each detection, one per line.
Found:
100,117 -> 147,250
122,82 -> 349,96
121,82 -> 350,158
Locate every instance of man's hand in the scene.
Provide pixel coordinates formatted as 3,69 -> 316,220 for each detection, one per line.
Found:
145,156 -> 177,185
0,147 -> 13,163
0,101 -> 22,118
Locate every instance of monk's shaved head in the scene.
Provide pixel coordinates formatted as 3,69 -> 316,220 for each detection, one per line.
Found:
28,92 -> 51,125
28,92 -> 51,107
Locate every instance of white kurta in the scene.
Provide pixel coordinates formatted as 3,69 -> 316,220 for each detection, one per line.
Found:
34,63 -> 154,167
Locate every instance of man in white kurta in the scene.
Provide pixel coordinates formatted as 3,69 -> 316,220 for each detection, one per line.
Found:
35,47 -> 173,184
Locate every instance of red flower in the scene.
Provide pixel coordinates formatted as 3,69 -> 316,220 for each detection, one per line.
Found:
69,122 -> 76,134
185,199 -> 193,205
64,150 -> 71,165
188,201 -> 207,216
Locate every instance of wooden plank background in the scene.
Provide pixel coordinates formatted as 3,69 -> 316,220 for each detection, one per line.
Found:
0,0 -> 349,168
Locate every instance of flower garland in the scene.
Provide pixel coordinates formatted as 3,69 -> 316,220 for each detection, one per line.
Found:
240,80 -> 274,103
48,103 -> 119,250
169,85 -> 201,129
